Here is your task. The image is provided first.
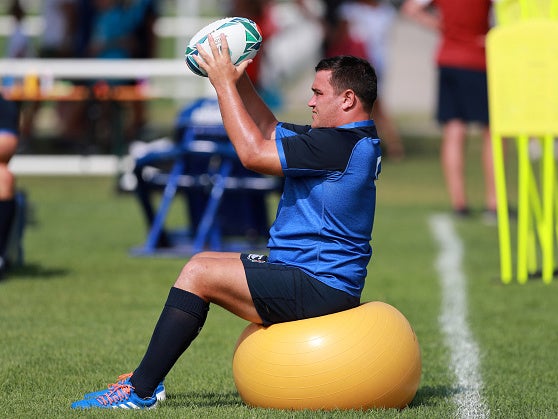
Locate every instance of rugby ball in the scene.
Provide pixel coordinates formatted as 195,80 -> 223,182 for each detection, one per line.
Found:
185,17 -> 262,77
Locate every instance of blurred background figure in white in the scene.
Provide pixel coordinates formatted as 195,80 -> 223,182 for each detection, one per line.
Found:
6,0 -> 33,59
332,0 -> 405,160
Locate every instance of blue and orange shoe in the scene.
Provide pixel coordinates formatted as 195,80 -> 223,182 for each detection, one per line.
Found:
71,376 -> 158,409
82,372 -> 166,401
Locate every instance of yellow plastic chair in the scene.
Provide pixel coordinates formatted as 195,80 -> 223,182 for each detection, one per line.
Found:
487,19 -> 558,284
495,0 -> 558,24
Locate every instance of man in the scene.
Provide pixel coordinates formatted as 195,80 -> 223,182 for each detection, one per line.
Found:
401,0 -> 496,220
0,94 -> 20,278
71,34 -> 382,409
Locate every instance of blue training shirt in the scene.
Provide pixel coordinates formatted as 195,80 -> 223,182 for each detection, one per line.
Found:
268,120 -> 382,297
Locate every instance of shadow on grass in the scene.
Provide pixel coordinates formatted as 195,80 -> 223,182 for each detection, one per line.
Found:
411,385 -> 458,407
165,391 -> 243,408
166,387 -> 458,410
3,263 -> 70,280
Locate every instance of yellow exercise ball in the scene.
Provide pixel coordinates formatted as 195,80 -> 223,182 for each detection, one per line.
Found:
232,301 -> 421,410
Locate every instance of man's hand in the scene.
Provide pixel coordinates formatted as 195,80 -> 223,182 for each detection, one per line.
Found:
193,33 -> 252,89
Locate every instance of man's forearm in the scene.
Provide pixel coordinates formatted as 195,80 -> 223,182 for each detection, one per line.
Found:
237,72 -> 278,140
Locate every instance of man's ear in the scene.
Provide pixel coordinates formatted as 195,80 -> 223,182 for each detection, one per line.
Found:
341,89 -> 357,110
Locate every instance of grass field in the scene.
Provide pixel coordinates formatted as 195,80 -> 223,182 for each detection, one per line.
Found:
1,138 -> 557,418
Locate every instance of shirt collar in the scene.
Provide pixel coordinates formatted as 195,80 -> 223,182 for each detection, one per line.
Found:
337,120 -> 375,129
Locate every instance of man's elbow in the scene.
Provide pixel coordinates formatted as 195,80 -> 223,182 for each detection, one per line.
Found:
240,152 -> 267,173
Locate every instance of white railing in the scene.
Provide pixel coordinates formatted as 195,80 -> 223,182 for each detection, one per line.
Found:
0,58 -> 215,100
0,15 -> 216,37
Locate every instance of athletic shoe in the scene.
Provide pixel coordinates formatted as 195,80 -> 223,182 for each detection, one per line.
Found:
83,372 -> 166,401
71,378 -> 157,409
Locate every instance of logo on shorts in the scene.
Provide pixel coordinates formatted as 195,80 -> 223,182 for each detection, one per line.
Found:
247,254 -> 267,263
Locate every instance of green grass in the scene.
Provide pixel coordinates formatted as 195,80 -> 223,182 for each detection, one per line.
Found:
1,140 -> 557,418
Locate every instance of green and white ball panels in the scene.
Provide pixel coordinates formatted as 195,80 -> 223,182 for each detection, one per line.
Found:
185,17 -> 262,77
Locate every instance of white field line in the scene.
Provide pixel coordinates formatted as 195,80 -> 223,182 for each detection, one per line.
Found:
429,214 -> 490,419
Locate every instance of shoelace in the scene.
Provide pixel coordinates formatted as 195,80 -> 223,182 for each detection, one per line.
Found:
96,383 -> 133,406
106,372 -> 133,390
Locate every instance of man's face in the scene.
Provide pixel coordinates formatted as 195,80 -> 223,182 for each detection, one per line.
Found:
307,70 -> 343,128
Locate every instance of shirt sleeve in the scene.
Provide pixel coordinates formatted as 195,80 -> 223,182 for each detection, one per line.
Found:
275,123 -> 362,176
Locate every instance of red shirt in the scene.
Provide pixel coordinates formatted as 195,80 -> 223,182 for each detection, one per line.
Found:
433,0 -> 492,70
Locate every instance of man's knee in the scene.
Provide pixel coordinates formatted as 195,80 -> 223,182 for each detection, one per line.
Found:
0,133 -> 18,163
0,166 -> 15,200
174,256 -> 208,290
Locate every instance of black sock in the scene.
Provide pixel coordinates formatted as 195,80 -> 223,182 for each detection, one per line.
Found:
131,287 -> 209,398
0,199 -> 16,258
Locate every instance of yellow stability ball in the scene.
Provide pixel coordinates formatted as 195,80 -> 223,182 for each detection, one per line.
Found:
232,301 -> 421,410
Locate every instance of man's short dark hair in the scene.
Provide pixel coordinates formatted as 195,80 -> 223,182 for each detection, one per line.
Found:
315,56 -> 377,113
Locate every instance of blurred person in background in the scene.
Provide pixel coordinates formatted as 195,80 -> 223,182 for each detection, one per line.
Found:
20,0 -> 78,146
73,0 -> 97,58
129,0 -> 160,139
87,0 -> 157,148
228,0 -> 282,109
319,0 -> 348,57
402,0 -> 496,219
6,0 -> 34,145
337,0 -> 405,160
0,94 -> 20,278
40,0 -> 78,58
6,0 -> 33,59
88,0 -> 152,62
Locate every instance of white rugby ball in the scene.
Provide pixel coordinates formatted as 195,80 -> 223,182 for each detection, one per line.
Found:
185,17 -> 262,77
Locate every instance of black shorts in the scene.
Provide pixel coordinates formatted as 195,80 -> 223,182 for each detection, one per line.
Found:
436,66 -> 489,125
241,253 -> 360,326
